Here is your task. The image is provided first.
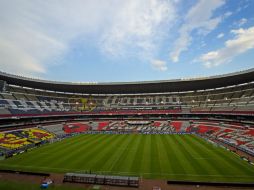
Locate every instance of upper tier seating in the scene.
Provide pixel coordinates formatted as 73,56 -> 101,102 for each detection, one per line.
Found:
0,81 -> 253,117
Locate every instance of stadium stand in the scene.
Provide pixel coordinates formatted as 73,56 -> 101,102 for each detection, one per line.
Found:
97,121 -> 110,130
0,69 -> 254,117
63,123 -> 90,133
0,128 -> 54,150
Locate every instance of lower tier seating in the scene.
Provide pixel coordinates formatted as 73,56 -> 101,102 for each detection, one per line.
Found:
0,128 -> 54,150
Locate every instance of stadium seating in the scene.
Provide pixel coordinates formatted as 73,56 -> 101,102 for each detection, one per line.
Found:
97,121 -> 110,130
63,123 -> 90,133
0,132 -> 31,149
188,122 -> 254,154
0,76 -> 254,117
21,128 -> 55,141
170,121 -> 182,132
0,128 -> 54,150
40,124 -> 66,136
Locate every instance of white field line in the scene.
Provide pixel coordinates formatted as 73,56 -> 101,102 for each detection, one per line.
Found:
192,157 -> 219,160
34,153 -> 53,155
0,163 -> 253,178
0,163 -> 73,172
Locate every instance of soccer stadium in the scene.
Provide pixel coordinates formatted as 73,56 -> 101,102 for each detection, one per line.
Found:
0,69 -> 254,189
0,1 -> 254,190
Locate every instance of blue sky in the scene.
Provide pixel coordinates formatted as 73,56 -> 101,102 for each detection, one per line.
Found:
0,0 -> 254,82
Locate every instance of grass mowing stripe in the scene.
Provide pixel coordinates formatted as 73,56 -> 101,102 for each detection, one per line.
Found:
150,135 -> 161,178
66,134 -> 122,171
139,135 -> 152,177
109,135 -> 137,174
94,135 -> 130,172
0,135 -> 110,172
182,135 -> 235,182
182,135 -> 223,176
156,135 -> 173,175
80,134 -> 129,172
32,134 -> 92,155
185,135 -> 228,176
168,135 -> 196,174
15,134 -> 109,172
190,135 -> 254,182
186,135 -> 235,176
129,135 -> 145,175
50,134 -> 116,171
1,134 -> 98,167
48,134 -> 101,149
35,134 -> 108,169
32,134 -> 100,164
192,136 -> 254,175
160,135 -> 184,175
164,135 -> 186,174
112,135 -> 140,174
174,135 -> 210,181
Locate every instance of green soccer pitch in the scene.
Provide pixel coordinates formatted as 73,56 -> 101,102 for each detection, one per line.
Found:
0,134 -> 254,182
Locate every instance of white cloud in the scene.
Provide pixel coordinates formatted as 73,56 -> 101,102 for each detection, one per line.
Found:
0,0 -> 176,77
151,59 -> 167,71
200,26 -> 254,68
238,18 -> 247,26
100,0 -> 176,59
237,3 -> 249,13
0,0 -> 110,76
170,0 -> 225,62
0,38 -> 46,77
173,0 -> 181,3
200,41 -> 206,47
224,11 -> 232,18
217,33 -> 224,38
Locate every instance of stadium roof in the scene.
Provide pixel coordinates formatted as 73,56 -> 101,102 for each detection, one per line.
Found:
0,69 -> 254,94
